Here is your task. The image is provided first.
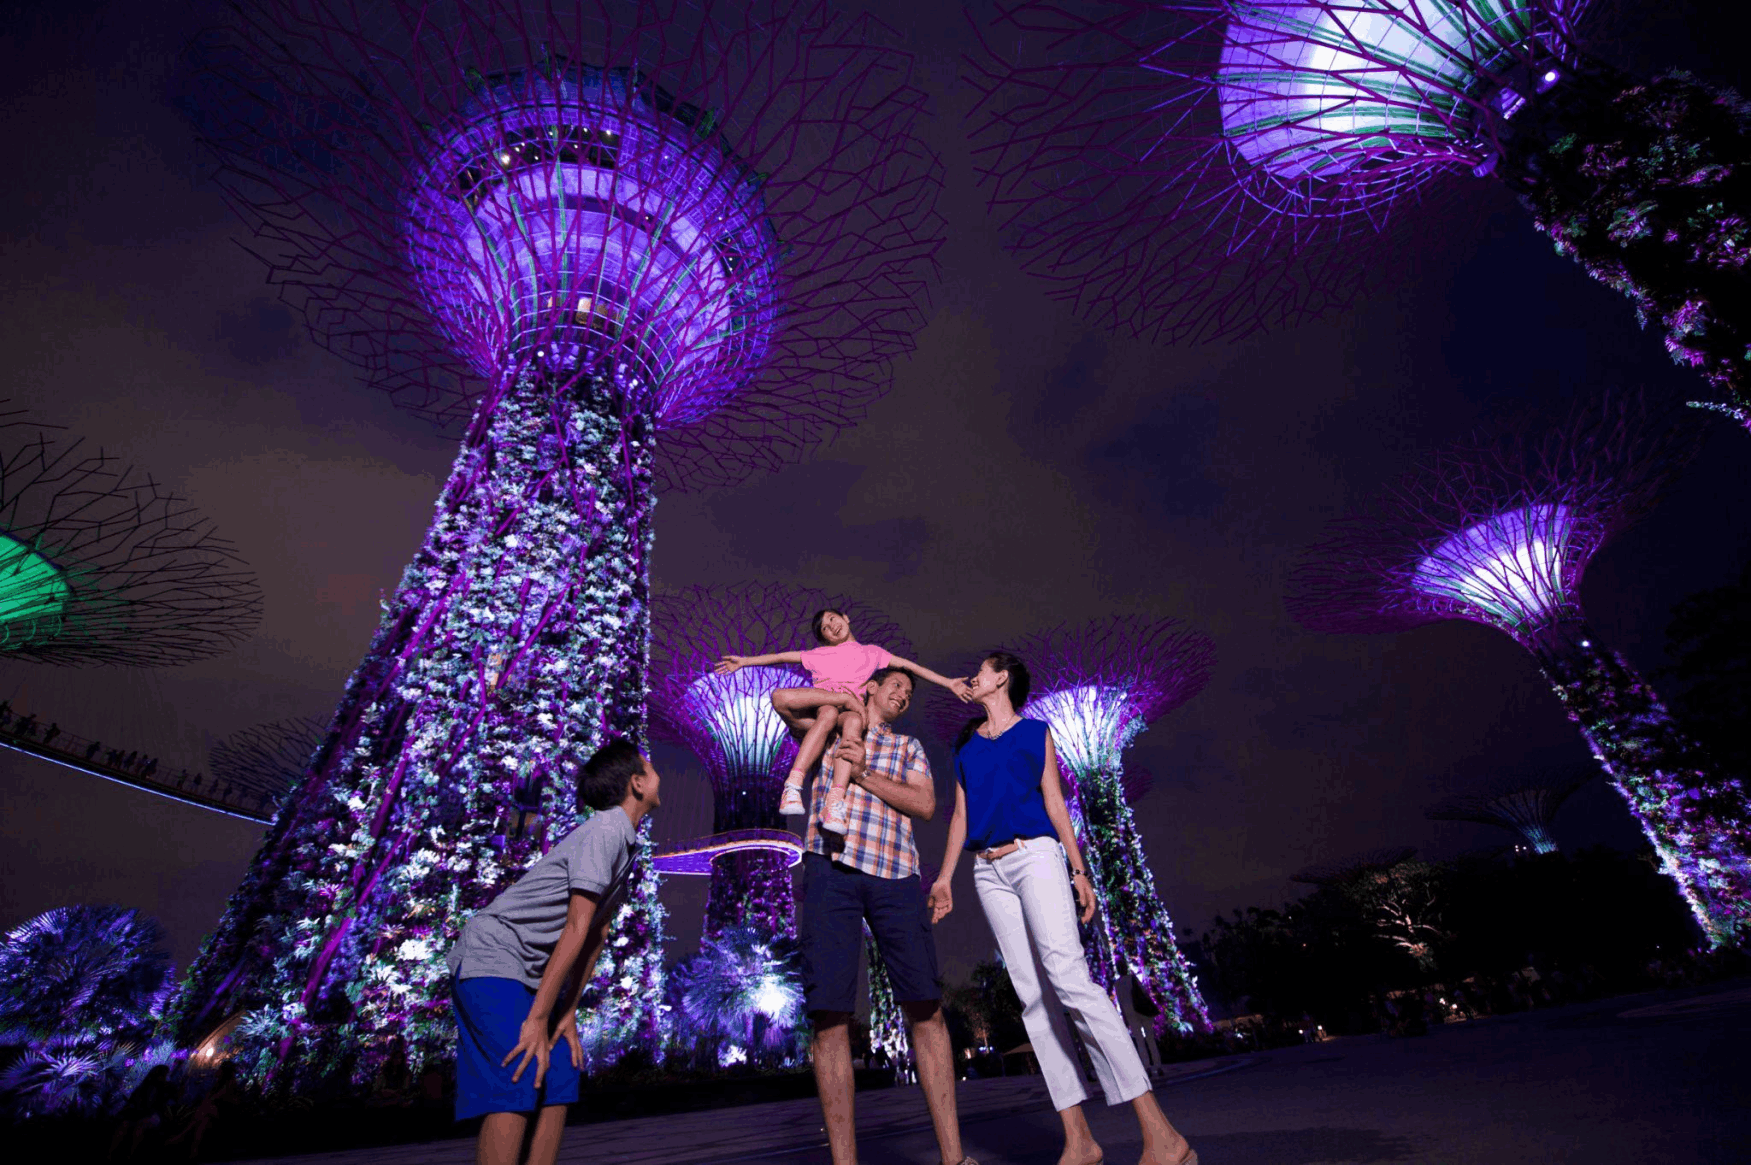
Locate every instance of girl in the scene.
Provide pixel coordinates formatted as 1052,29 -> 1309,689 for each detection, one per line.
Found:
927,652 -> 1198,1165
715,606 -> 967,833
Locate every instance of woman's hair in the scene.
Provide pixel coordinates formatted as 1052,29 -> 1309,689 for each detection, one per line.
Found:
954,651 -> 1032,752
810,607 -> 845,643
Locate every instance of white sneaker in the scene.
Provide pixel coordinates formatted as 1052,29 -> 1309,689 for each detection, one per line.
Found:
778,780 -> 806,816
821,790 -> 850,834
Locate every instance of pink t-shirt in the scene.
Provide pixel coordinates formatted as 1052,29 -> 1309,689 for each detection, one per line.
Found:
799,641 -> 892,694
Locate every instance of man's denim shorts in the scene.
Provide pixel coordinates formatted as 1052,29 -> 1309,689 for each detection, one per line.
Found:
798,853 -> 942,1014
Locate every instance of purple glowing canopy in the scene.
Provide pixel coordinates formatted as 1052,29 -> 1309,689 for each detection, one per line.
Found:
964,1 -> 1590,343
1286,396 -> 1690,643
194,0 -> 944,486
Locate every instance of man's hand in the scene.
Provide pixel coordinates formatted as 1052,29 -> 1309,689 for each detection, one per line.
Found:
713,655 -> 746,675
504,1013 -> 553,1086
550,1011 -> 583,1070
927,880 -> 953,924
834,737 -> 869,784
1072,873 -> 1096,924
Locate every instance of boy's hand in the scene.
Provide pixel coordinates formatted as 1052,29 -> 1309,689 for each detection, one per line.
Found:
504,1014 -> 552,1086
714,655 -> 745,675
927,879 -> 953,924
550,1012 -> 583,1070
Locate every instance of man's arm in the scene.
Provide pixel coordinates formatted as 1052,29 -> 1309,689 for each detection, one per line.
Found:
886,654 -> 970,699
502,889 -> 599,1086
837,737 -> 936,820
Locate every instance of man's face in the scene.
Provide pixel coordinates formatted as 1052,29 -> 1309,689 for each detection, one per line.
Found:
866,672 -> 913,721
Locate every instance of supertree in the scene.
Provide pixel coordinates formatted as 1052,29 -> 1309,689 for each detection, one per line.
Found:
1426,766 -> 1594,853
967,2 -> 1751,426
1287,396 -> 1751,945
649,584 -> 914,937
206,717 -> 327,818
648,584 -> 913,1064
1,416 -> 260,665
988,617 -> 1214,1033
167,0 -> 942,1088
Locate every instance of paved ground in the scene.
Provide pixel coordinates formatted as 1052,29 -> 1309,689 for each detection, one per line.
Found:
236,981 -> 1751,1165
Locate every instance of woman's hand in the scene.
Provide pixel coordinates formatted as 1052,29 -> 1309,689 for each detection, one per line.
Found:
927,879 -> 953,924
1071,872 -> 1096,924
504,1013 -> 553,1085
550,1011 -> 583,1070
713,655 -> 746,675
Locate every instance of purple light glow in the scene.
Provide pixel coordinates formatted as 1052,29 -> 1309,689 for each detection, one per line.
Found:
1411,503 -> 1576,631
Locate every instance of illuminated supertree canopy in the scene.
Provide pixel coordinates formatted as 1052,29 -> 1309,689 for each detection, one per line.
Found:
0,416 -> 260,666
967,2 -> 1751,425
168,0 -> 942,1090
989,617 -> 1215,1034
1287,397 -> 1751,946
1426,767 -> 1594,854
649,583 -> 912,1064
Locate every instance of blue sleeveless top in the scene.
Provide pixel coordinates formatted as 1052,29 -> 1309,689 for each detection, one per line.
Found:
955,717 -> 1056,850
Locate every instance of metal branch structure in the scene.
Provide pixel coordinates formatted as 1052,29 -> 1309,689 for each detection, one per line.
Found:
1426,767 -> 1593,853
997,617 -> 1214,1033
208,717 -> 327,818
967,2 -> 1751,424
169,0 -> 943,1089
649,583 -> 913,937
649,583 -> 913,1065
1287,396 -> 1751,945
1,420 -> 261,666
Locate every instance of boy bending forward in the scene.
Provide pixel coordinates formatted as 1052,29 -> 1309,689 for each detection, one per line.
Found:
445,739 -> 660,1165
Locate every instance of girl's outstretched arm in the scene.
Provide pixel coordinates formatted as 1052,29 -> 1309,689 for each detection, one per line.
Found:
886,654 -> 972,700
715,650 -> 805,674
1040,730 -> 1097,924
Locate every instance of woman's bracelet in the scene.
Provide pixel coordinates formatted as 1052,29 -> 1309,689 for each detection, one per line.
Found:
1069,868 -> 1087,880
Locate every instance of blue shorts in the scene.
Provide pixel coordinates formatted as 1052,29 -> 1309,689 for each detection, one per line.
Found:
799,853 -> 941,1014
452,976 -> 580,1120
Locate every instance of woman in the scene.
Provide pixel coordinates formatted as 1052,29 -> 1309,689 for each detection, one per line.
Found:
928,653 -> 1197,1165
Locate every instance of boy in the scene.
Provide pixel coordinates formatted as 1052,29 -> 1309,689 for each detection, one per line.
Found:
445,738 -> 660,1165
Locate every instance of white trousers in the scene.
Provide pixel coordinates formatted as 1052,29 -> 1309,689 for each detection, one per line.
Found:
973,837 -> 1151,1110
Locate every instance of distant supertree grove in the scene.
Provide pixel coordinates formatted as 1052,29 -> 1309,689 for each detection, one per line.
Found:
968,2 -> 1751,423
999,617 -> 1214,1033
0,416 -> 260,666
1291,846 -> 1421,889
1288,398 -> 1751,945
1427,767 -> 1594,854
169,0 -> 941,1088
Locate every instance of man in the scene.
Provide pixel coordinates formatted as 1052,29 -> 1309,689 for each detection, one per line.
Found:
798,666 -> 975,1165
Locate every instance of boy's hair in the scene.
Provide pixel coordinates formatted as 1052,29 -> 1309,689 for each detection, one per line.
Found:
578,738 -> 646,811
867,666 -> 914,692
810,607 -> 845,643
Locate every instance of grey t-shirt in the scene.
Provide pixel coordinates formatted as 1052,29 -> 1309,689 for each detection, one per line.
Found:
447,807 -> 638,987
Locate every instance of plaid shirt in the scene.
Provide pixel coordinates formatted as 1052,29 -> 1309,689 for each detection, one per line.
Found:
804,721 -> 927,879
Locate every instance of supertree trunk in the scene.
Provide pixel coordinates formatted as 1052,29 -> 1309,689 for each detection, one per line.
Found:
171,368 -> 665,1086
1527,622 -> 1751,947
863,922 -> 911,1081
705,851 -> 796,941
1069,765 -> 1210,1034
1502,68 -> 1751,428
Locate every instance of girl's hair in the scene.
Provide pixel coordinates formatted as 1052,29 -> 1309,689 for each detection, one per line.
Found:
954,651 -> 1032,752
810,607 -> 845,643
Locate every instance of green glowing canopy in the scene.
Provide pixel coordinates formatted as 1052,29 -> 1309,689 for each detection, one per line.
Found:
0,532 -> 72,648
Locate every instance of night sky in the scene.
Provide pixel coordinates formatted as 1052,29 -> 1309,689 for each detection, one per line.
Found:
2,0 -> 1747,992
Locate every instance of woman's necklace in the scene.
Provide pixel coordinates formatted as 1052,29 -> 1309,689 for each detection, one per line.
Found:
979,710 -> 1020,739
